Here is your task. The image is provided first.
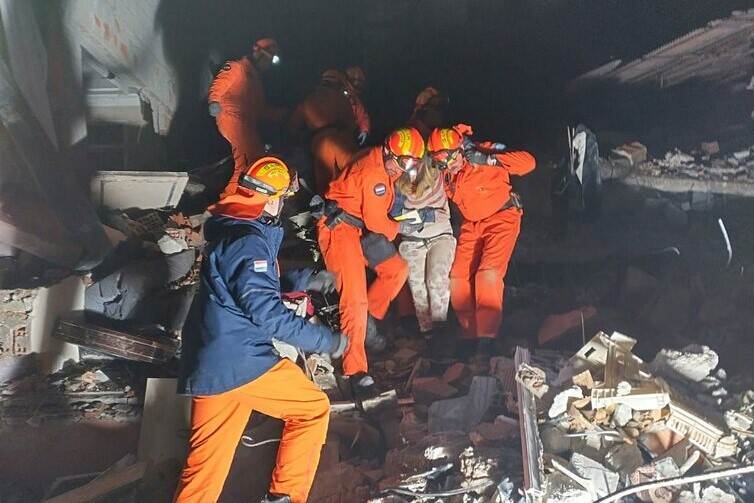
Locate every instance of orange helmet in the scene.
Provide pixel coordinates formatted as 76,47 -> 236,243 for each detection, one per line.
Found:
385,127 -> 425,173
427,127 -> 465,171
239,156 -> 294,199
253,38 -> 280,65
427,127 -> 463,153
210,156 -> 296,219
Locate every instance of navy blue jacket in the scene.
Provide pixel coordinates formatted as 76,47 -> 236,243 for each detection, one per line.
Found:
178,215 -> 335,396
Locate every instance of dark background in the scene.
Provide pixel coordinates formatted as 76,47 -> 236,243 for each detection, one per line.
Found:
154,0 -> 754,165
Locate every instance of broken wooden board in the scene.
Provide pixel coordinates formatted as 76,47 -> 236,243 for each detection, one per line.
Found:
55,317 -> 178,363
42,461 -> 147,503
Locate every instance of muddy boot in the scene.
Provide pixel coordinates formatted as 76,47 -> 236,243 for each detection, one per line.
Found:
468,338 -> 495,368
261,493 -> 291,503
365,314 -> 387,352
425,322 -> 454,360
457,339 -> 478,360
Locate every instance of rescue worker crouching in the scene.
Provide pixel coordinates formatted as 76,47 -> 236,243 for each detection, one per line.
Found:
209,38 -> 285,200
316,128 -> 425,396
428,125 -> 535,360
174,157 -> 347,503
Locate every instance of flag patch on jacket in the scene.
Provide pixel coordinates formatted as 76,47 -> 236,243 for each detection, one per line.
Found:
253,260 -> 268,272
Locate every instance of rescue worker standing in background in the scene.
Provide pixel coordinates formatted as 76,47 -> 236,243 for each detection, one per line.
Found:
408,87 -> 448,139
344,66 -> 371,146
174,157 -> 347,503
317,128 -> 425,395
209,38 -> 284,199
288,69 -> 359,195
428,125 -> 536,359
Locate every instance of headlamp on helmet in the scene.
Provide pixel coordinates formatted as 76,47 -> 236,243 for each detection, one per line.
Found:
238,156 -> 295,200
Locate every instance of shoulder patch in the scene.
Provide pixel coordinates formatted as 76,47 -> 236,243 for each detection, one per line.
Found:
252,260 -> 268,272
373,183 -> 387,196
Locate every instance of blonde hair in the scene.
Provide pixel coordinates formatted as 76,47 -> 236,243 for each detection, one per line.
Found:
395,156 -> 438,198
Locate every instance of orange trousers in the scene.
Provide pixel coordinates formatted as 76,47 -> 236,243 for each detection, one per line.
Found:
311,128 -> 357,195
216,111 -> 265,199
317,219 -> 408,375
173,360 -> 329,503
450,209 -> 521,339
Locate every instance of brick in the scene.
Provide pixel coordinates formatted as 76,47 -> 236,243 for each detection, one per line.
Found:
411,377 -> 458,404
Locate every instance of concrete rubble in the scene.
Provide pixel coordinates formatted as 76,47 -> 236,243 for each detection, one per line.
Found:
517,330 -> 754,503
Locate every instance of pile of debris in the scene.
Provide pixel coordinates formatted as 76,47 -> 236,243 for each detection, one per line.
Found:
516,331 -> 754,502
640,144 -> 754,182
0,359 -> 140,426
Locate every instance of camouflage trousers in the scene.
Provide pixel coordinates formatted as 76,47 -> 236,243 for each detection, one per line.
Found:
398,234 -> 456,333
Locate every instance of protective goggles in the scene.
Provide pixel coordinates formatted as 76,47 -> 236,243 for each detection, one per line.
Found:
430,149 -> 461,170
393,155 -> 421,172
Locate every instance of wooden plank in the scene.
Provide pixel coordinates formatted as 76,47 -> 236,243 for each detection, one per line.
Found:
43,461 -> 147,503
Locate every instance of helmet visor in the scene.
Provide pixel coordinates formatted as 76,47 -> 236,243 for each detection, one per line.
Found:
395,155 -> 420,172
430,149 -> 461,170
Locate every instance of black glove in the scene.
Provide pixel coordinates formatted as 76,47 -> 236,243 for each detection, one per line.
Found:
209,101 -> 221,117
399,220 -> 424,235
329,332 -> 348,359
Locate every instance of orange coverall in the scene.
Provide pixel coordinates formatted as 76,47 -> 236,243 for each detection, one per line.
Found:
445,148 -> 536,339
174,360 -> 329,503
347,92 -> 371,137
289,86 -> 359,195
318,148 -> 408,375
209,57 -> 270,199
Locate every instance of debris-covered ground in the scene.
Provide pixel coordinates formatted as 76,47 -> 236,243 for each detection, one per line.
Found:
3,149 -> 754,501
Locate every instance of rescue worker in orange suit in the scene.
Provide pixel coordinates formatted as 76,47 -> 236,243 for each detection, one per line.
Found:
344,66 -> 371,146
209,38 -> 285,199
427,125 -> 536,358
288,69 -> 359,195
407,87 -> 449,139
174,157 -> 347,503
316,128 -> 425,394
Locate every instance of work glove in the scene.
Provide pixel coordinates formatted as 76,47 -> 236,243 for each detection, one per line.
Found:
399,220 -> 424,235
329,332 -> 349,359
307,270 -> 335,294
417,207 -> 436,223
209,101 -> 221,117
357,131 -> 368,146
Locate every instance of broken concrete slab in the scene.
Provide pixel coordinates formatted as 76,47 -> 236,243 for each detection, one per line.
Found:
90,171 -> 189,210
570,452 -> 620,497
549,386 -> 584,418
428,376 -> 498,434
651,345 -> 719,383
611,142 -> 648,166
136,378 -> 191,466
605,443 -> 644,476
